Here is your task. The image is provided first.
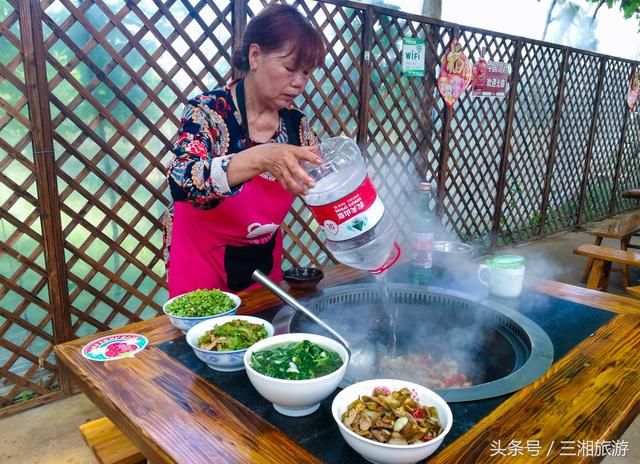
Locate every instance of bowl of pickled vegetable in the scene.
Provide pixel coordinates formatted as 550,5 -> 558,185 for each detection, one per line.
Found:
243,333 -> 349,417
163,289 -> 241,333
331,379 -> 452,464
185,315 -> 274,372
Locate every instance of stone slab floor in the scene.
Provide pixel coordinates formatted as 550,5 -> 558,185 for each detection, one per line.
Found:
0,229 -> 638,463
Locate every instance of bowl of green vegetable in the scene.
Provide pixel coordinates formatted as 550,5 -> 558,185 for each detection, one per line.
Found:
185,315 -> 274,372
162,289 -> 241,333
244,332 -> 349,417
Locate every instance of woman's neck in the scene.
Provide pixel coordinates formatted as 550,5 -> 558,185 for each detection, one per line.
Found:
243,74 -> 276,118
241,74 -> 280,142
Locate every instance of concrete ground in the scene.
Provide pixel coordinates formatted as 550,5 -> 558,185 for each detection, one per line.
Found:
0,228 -> 638,463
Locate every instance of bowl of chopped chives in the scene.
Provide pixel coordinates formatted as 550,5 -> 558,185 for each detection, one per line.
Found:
243,333 -> 349,417
162,289 -> 241,333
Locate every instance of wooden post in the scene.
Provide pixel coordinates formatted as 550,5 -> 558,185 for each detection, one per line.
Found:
490,40 -> 523,249
416,25 -> 442,181
608,65 -> 634,215
18,0 -> 72,389
576,57 -> 607,225
356,6 -> 374,152
538,48 -> 571,236
232,0 -> 247,80
436,27 -> 460,218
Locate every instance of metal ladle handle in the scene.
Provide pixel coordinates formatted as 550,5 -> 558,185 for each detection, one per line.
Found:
251,270 -> 351,351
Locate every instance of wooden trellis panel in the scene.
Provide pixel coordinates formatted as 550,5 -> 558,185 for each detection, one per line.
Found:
443,30 -> 515,250
500,44 -> 564,245
365,14 -> 448,249
39,0 -> 236,342
615,112 -> 640,212
582,60 -> 633,223
544,53 -> 601,233
0,0 -> 63,410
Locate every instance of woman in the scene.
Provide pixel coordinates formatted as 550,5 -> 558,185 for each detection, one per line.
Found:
163,4 -> 326,296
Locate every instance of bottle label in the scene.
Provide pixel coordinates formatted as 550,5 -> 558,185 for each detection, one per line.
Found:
411,232 -> 434,267
308,176 -> 384,241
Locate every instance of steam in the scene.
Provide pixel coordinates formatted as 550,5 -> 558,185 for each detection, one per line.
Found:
297,153 -> 562,390
506,243 -> 568,283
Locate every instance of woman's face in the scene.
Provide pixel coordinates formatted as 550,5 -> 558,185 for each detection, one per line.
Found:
248,43 -> 312,109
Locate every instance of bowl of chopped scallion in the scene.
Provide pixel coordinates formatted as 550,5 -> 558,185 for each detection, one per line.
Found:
243,333 -> 349,417
162,289 -> 241,333
186,315 -> 274,372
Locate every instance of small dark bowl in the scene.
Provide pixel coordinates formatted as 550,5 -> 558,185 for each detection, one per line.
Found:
283,267 -> 324,290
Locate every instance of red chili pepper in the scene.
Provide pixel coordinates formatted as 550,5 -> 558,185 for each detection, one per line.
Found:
412,408 -> 424,419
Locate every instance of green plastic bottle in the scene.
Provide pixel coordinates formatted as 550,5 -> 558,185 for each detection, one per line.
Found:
409,182 -> 435,284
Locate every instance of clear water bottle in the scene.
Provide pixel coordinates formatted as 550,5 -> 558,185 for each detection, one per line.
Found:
409,182 -> 435,284
302,137 -> 400,274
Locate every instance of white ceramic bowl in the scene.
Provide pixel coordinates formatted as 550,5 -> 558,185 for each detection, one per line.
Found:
162,291 -> 241,333
244,333 -> 349,417
185,315 -> 274,372
332,379 -> 453,464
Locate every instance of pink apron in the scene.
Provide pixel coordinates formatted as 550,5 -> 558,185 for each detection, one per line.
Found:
168,174 -> 294,297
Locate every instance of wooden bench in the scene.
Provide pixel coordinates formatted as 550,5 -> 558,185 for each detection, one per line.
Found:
574,244 -> 640,297
580,211 -> 640,287
79,416 -> 146,464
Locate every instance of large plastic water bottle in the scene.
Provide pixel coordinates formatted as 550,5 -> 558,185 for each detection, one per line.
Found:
302,137 -> 400,274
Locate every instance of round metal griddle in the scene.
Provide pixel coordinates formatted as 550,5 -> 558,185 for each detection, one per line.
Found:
273,283 -> 553,402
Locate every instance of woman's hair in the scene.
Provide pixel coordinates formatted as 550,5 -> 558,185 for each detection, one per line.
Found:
231,4 -> 326,72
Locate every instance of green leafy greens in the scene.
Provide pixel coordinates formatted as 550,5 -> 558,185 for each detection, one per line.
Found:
197,319 -> 268,351
166,289 -> 235,317
250,340 -> 343,380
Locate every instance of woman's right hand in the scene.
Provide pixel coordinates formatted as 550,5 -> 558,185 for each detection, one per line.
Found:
227,144 -> 322,195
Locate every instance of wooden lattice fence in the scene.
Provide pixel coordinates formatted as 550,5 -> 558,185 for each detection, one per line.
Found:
0,0 -> 639,415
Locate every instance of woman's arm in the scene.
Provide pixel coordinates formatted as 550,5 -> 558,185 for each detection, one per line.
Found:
167,97 -> 238,207
167,96 -> 321,204
226,143 -> 320,195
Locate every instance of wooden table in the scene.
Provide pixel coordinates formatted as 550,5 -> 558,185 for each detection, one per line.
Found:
55,267 -> 640,463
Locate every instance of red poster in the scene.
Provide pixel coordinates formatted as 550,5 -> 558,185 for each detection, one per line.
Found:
437,40 -> 473,108
472,59 -> 510,98
627,69 -> 640,111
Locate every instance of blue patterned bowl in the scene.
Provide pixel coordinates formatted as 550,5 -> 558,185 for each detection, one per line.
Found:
185,315 -> 274,372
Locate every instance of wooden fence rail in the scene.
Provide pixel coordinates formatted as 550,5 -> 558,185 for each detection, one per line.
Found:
0,0 -> 639,415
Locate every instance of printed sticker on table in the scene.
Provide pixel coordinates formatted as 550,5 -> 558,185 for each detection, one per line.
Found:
627,69 -> 640,111
437,40 -> 473,107
402,37 -> 426,77
82,333 -> 148,361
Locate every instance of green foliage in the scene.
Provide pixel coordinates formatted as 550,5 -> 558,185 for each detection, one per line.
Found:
587,0 -> 640,29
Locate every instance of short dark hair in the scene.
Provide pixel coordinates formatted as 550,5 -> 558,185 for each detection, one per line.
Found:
232,4 -> 326,72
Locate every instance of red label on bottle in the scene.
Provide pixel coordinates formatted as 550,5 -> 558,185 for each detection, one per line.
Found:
308,177 -> 378,225
411,232 -> 434,267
